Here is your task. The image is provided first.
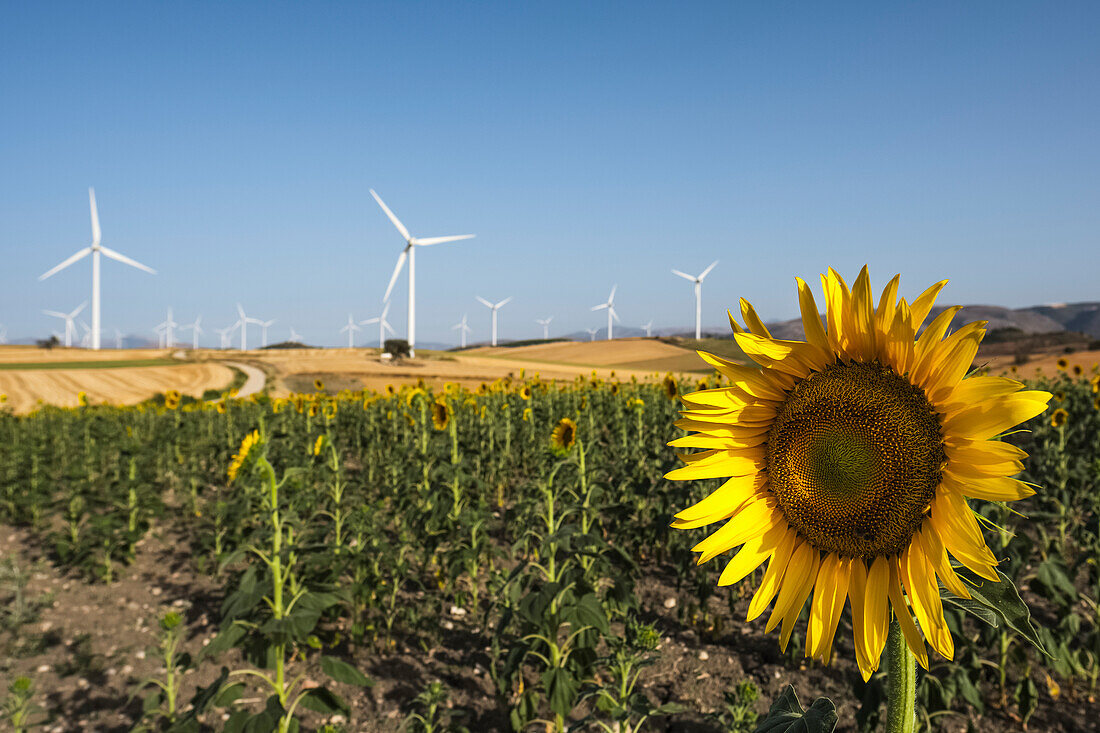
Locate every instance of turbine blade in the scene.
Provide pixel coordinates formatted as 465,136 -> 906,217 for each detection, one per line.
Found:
383,322 -> 395,335
381,300 -> 391,319
610,307 -> 620,323
89,188 -> 101,246
671,269 -> 695,282
71,301 -> 88,318
496,297 -> 512,308
698,260 -> 719,280
413,234 -> 475,246
382,249 -> 408,302
361,317 -> 380,325
591,303 -> 608,311
370,189 -> 412,242
38,247 -> 92,281
42,310 -> 67,319
476,296 -> 493,308
99,246 -> 156,274
608,284 -> 617,302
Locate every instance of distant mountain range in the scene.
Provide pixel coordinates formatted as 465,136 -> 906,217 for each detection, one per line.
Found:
766,301 -> 1100,341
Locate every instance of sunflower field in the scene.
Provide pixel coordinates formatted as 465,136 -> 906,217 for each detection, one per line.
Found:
0,364 -> 1097,732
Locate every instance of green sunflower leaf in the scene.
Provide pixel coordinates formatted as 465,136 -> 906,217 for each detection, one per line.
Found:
945,567 -> 1050,657
753,685 -> 837,733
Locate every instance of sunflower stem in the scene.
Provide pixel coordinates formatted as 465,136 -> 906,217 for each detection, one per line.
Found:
885,617 -> 917,733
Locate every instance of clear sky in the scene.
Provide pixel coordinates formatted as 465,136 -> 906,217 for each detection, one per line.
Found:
1,2 -> 1097,347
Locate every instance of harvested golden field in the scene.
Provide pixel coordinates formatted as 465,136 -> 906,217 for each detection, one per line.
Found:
247,340 -> 714,396
985,348 -> 1100,377
0,346 -> 170,364
0,362 -> 235,413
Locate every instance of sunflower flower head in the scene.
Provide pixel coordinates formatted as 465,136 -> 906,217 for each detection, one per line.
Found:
431,399 -> 451,430
667,267 -> 1051,681
165,390 -> 181,410
663,374 -> 678,400
1051,407 -> 1068,427
1072,364 -> 1083,377
77,391 -> 88,407
1090,375 -> 1099,393
522,407 -> 532,422
520,385 -> 533,401
550,417 -> 577,454
228,430 -> 263,483
314,379 -> 326,392
1057,357 -> 1068,371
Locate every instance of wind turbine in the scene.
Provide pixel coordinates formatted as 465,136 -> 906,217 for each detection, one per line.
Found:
182,316 -> 204,350
288,326 -> 302,343
452,313 -> 472,348
590,285 -> 620,341
78,321 -> 92,348
235,304 -> 263,351
476,296 -> 512,347
340,313 -> 362,348
361,301 -> 395,349
671,261 -> 718,339
216,324 -> 238,349
373,189 -> 475,358
642,320 -> 654,338
113,328 -> 123,350
259,319 -> 275,348
0,325 -> 7,345
154,323 -> 167,348
536,317 -> 553,340
37,188 -> 156,350
585,328 -> 599,342
156,308 -> 178,348
42,301 -> 87,347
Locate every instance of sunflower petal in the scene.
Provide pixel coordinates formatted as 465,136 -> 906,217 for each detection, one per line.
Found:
940,376 -> 1025,414
909,279 -> 949,332
848,559 -> 873,679
796,277 -> 831,353
900,540 -> 954,660
740,298 -> 773,338
941,472 -> 1035,503
718,521 -> 787,586
665,447 -> 765,481
671,474 -> 767,529
766,540 -> 816,634
942,391 -> 1053,441
887,559 -> 930,669
692,497 -> 780,563
747,529 -> 799,622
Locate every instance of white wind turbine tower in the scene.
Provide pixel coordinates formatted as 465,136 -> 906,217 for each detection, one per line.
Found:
182,316 -> 204,350
452,313 -> 472,348
78,321 -> 92,348
585,328 -> 599,342
235,304 -> 263,351
113,328 -> 123,350
671,260 -> 718,339
340,314 -> 362,348
216,324 -> 238,350
259,319 -> 275,348
38,188 -> 156,350
590,285 -> 620,340
42,301 -> 87,347
0,325 -> 7,344
476,296 -> 512,347
361,301 -> 395,349
642,320 -> 654,338
156,308 -> 178,348
373,189 -> 475,358
536,317 -> 553,340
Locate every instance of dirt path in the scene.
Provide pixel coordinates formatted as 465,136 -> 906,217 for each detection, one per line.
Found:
221,361 -> 266,397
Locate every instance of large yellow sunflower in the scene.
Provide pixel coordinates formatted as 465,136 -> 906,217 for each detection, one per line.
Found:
667,267 -> 1051,680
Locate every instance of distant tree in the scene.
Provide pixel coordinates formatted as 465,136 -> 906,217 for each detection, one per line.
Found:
36,335 -> 60,350
384,339 -> 410,358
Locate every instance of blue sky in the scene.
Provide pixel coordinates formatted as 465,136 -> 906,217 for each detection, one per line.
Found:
1,2 -> 1097,347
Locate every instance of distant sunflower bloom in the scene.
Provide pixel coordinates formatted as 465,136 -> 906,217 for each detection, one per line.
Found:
1090,375 -> 1099,393
228,430 -> 262,483
1057,357 -> 1068,371
520,385 -> 533,400
551,417 -> 577,453
522,407 -> 532,422
314,379 -> 326,391
667,267 -> 1051,681
216,399 -> 228,414
165,390 -> 181,410
1072,364 -> 1083,377
294,395 -> 305,414
385,384 -> 396,397
1054,390 -> 1065,402
1093,397 -> 1099,411
431,399 -> 451,430
663,375 -> 678,400
324,401 -> 338,419
77,391 -> 88,407
610,383 -> 620,396
1051,408 -> 1068,427
313,435 -> 325,456
308,402 -> 320,418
